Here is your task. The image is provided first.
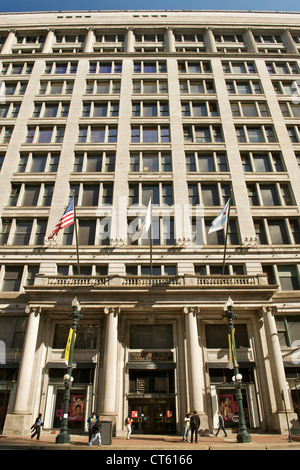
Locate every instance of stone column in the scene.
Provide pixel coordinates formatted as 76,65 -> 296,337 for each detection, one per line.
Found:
183,307 -> 209,434
244,29 -> 258,53
282,29 -> 298,54
42,29 -> 55,53
204,28 -> 217,53
3,306 -> 41,435
262,306 -> 296,433
101,307 -> 120,430
1,30 -> 16,54
83,28 -> 95,53
125,28 -> 134,53
165,27 -> 176,52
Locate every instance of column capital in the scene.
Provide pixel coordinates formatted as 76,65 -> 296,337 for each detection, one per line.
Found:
259,305 -> 278,317
25,305 -> 41,316
183,306 -> 200,316
104,306 -> 120,316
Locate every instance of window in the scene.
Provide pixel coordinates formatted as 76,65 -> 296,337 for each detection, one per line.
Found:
188,182 -> 231,206
226,80 -> 262,94
7,183 -> 54,207
73,152 -> 115,172
16,152 -> 59,173
178,60 -> 211,73
205,219 -> 239,245
53,324 -> 98,349
241,151 -> 284,172
247,183 -> 294,206
132,101 -> 169,117
71,182 -> 113,207
275,315 -> 300,347
82,101 -> 119,117
131,125 -> 170,143
235,126 -> 276,143
205,324 -> 249,349
86,80 -> 121,94
45,61 -> 78,74
179,79 -> 215,94
186,152 -> 227,172
128,183 -> 173,206
263,264 -> 300,290
39,81 -> 74,95
133,79 -> 168,94
222,61 -> 256,74
183,125 -> 223,143
25,126 -> 65,144
181,101 -> 219,117
134,60 -> 167,73
78,125 -> 117,143
130,324 -> 173,349
89,61 -> 122,74
130,152 -> 172,172
62,218 -> 111,246
0,316 -> 27,348
231,101 -> 269,117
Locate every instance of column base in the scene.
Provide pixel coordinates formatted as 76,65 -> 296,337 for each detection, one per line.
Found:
270,411 -> 299,434
2,412 -> 33,436
198,412 -> 210,436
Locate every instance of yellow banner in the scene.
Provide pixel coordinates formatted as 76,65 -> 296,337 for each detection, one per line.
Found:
65,328 -> 76,364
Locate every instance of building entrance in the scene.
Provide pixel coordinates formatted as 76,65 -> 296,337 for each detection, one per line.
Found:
129,399 -> 176,434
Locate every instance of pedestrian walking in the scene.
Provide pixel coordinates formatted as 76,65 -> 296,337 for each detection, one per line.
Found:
87,411 -> 97,441
215,411 -> 227,437
31,413 -> 43,440
190,411 -> 200,443
182,413 -> 190,442
88,415 -> 102,446
125,416 -> 133,439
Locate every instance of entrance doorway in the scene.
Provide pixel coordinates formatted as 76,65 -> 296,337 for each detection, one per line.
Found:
0,391 -> 9,433
129,399 -> 176,434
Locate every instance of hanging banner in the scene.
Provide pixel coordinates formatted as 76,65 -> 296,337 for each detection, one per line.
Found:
64,328 -> 76,365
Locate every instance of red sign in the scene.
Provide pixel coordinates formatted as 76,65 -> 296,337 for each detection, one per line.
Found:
131,410 -> 138,418
166,410 -> 172,418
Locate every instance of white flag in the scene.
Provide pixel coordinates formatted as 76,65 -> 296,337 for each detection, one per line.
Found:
208,199 -> 230,234
131,199 -> 152,242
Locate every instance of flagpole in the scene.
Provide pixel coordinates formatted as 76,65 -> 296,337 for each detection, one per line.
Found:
149,191 -> 153,276
71,192 -> 80,275
222,198 -> 231,275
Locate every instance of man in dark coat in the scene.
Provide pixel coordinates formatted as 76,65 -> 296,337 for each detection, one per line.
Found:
190,411 -> 200,443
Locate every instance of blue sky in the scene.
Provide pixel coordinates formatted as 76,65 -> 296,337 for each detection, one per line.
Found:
0,0 -> 300,13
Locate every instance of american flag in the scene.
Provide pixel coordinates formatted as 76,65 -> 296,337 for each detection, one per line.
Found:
48,198 -> 74,239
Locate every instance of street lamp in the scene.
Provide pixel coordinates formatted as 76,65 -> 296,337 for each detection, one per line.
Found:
222,297 -> 252,443
56,297 -> 82,444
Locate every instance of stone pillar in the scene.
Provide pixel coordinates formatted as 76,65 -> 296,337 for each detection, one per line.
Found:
3,306 -> 41,435
1,30 -> 16,54
282,29 -> 298,54
165,27 -> 176,52
262,306 -> 297,433
244,29 -> 258,53
204,28 -> 217,53
101,307 -> 120,431
125,28 -> 134,53
83,28 -> 95,53
183,307 -> 209,434
42,29 -> 55,53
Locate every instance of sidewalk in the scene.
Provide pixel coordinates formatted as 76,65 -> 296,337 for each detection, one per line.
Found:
0,432 -> 300,451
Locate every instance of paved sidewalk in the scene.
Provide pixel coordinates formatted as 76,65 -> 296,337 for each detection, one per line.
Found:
0,432 -> 300,451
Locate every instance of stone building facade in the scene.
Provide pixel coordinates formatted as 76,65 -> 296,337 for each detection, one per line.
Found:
0,9 -> 299,436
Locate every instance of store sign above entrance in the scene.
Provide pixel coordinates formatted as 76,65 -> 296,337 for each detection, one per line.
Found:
129,351 -> 173,362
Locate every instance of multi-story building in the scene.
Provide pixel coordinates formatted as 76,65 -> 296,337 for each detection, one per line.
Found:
0,9 -> 300,437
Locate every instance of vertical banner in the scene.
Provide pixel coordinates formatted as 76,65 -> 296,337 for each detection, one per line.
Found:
64,328 -> 76,365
